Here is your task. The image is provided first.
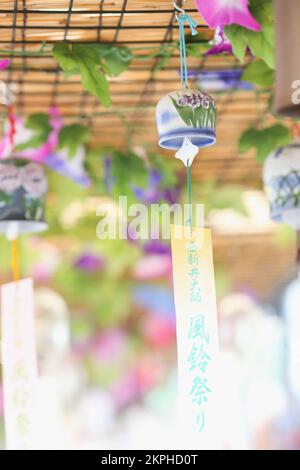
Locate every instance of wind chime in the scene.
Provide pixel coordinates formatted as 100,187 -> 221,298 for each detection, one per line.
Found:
0,84 -> 47,450
156,0 -> 217,229
0,101 -> 48,281
263,124 -> 300,273
156,1 -> 220,448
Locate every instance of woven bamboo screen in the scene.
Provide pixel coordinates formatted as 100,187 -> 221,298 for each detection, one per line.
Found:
0,0 -> 271,185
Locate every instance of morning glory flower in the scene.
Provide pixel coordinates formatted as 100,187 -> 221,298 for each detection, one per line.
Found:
195,0 -> 261,31
0,59 -> 10,70
206,27 -> 233,55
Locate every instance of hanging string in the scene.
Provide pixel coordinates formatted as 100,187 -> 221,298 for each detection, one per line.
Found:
174,2 -> 197,235
176,12 -> 198,89
186,159 -> 193,235
12,238 -> 20,282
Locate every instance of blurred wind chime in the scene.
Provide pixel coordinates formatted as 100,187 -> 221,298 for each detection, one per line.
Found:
263,124 -> 300,275
270,0 -> 300,274
0,68 -> 44,450
156,1 -> 220,449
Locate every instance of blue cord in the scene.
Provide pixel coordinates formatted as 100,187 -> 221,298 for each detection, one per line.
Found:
177,13 -> 198,88
177,12 -> 198,235
186,158 -> 193,235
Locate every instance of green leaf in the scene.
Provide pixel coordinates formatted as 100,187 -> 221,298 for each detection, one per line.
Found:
52,43 -> 78,71
58,123 -> 90,158
52,42 -> 133,105
225,25 -> 248,62
242,59 -> 274,86
52,43 -> 111,107
94,44 -> 133,76
239,124 -> 291,163
15,113 -> 52,151
78,60 -> 111,107
225,0 -> 275,68
71,44 -> 111,106
170,97 -> 193,127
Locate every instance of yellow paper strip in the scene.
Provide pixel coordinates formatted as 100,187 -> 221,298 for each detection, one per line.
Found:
171,225 -> 220,449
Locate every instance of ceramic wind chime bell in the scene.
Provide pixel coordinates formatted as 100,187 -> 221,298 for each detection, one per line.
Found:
0,159 -> 48,237
0,97 -> 48,239
263,139 -> 300,270
156,1 -> 217,167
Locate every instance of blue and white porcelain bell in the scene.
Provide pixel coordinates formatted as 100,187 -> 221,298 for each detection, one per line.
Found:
156,89 -> 217,158
0,158 -> 48,238
156,1 -> 216,167
263,142 -> 300,229
263,139 -> 300,273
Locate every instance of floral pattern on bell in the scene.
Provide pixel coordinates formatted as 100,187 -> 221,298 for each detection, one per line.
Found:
0,159 -> 48,234
156,89 -> 216,150
263,143 -> 300,229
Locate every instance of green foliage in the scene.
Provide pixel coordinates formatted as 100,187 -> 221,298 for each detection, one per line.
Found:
171,96 -> 216,129
150,43 -> 177,76
13,110 -> 90,159
185,34 -> 211,57
194,180 -> 248,216
94,44 -> 133,76
54,264 -> 134,327
239,124 -> 291,163
148,152 -> 178,188
86,148 -> 179,204
58,123 -> 90,158
53,43 -> 133,106
225,0 -> 274,68
15,113 -> 52,151
53,43 -> 111,107
242,59 -> 274,86
109,149 -> 148,200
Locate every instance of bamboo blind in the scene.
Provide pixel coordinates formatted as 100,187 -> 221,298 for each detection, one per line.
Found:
0,0 -> 272,185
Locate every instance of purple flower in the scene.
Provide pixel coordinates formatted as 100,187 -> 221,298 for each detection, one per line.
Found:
74,253 -> 105,273
162,186 -> 181,205
104,157 -> 115,192
133,169 -> 162,204
206,27 -> 233,56
176,90 -> 215,110
143,240 -> 171,256
195,0 -> 261,31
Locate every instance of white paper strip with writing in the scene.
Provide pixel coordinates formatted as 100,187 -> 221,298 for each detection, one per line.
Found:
1,278 -> 37,450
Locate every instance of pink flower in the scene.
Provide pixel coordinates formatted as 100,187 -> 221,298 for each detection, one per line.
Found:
21,107 -> 63,162
91,329 -> 126,363
195,0 -> 261,31
0,59 -> 10,70
140,314 -> 175,348
110,358 -> 163,409
132,255 -> 172,281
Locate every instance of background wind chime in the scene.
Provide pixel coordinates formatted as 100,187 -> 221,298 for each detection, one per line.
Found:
263,124 -> 300,275
156,1 -> 220,449
0,78 -> 46,450
266,0 -> 300,274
